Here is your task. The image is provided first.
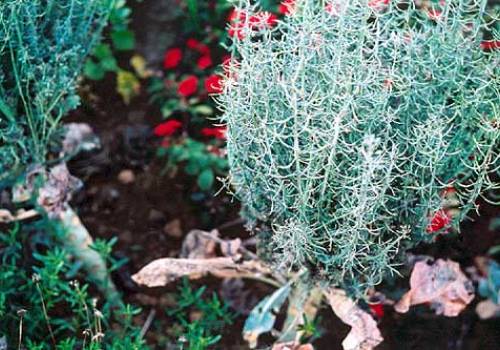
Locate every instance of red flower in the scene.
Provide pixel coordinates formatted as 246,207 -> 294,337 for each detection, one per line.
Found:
154,120 -> 182,137
249,12 -> 278,29
228,9 -> 277,39
368,0 -> 389,11
426,209 -> 452,233
201,126 -> 227,140
480,40 -> 500,51
163,48 -> 182,69
279,0 -> 295,15
369,303 -> 385,319
197,55 -> 213,70
227,8 -> 246,23
205,74 -> 223,94
178,75 -> 199,97
186,38 -> 211,55
186,38 -> 200,49
197,43 -> 211,55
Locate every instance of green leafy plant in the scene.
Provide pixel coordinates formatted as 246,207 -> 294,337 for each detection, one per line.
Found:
158,138 -> 228,191
168,279 -> 234,350
0,222 -> 147,349
84,0 -> 142,103
219,0 -> 500,295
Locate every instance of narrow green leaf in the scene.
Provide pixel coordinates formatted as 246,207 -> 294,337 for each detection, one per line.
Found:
0,97 -> 15,121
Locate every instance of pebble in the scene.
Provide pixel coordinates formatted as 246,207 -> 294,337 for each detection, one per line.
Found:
117,169 -> 135,184
163,219 -> 183,239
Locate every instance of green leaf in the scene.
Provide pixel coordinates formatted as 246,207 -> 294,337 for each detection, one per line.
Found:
84,60 -> 105,80
185,162 -> 200,176
101,56 -> 118,72
93,43 -> 113,60
0,97 -> 14,121
111,30 -> 135,51
243,282 -> 292,348
197,168 -> 214,191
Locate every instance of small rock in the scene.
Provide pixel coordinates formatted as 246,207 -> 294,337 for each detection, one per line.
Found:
117,169 -> 135,184
163,219 -> 183,239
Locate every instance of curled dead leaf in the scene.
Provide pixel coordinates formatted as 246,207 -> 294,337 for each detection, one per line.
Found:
394,259 -> 474,317
132,257 -> 274,288
0,209 -> 14,223
220,238 -> 242,257
324,288 -> 383,350
132,257 -> 238,287
37,164 -> 82,218
272,342 -> 314,350
181,229 -> 218,259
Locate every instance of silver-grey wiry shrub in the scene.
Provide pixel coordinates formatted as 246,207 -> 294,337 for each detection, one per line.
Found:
219,0 -> 499,294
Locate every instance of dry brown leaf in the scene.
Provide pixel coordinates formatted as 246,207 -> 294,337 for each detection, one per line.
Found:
132,257 -> 240,287
0,209 -> 14,223
324,289 -> 383,350
272,342 -> 314,350
220,238 -> 242,257
181,229 -> 218,259
394,259 -> 474,317
132,257 -> 275,288
37,164 -> 81,218
163,219 -> 183,239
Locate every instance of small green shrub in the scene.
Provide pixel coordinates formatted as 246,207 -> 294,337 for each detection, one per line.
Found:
167,279 -> 234,350
220,0 -> 499,294
0,0 -> 113,186
0,222 -> 147,349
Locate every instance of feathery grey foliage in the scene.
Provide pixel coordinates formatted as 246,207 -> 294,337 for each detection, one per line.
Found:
219,0 -> 499,294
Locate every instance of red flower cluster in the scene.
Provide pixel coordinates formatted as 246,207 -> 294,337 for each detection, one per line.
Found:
426,209 -> 452,233
480,40 -> 500,51
197,55 -> 213,70
368,0 -> 390,11
186,38 -> 210,55
228,9 -> 278,39
279,0 -> 295,15
205,74 -> 223,94
201,126 -> 226,140
154,120 -> 182,137
163,48 -> 182,69
178,75 -> 199,97
369,303 -> 385,319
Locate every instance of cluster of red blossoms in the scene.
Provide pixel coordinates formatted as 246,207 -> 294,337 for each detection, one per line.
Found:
228,8 -> 278,39
426,188 -> 456,234
163,39 -> 224,97
155,33 -> 228,140
153,119 -> 226,140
